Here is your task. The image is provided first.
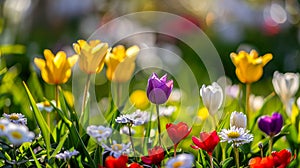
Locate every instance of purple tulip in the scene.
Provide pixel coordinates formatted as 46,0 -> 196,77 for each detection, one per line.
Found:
147,73 -> 173,104
258,112 -> 283,137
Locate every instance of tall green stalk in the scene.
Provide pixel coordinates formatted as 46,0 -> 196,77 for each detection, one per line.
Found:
80,74 -> 91,124
156,104 -> 162,146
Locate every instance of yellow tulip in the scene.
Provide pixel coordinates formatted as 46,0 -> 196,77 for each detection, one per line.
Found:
130,90 -> 150,110
230,50 -> 272,84
34,49 -> 78,85
73,40 -> 109,74
105,45 -> 140,82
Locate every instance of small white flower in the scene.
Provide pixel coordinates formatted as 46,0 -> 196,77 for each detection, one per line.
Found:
86,125 -> 112,142
200,82 -> 223,115
272,71 -> 299,109
56,150 -> 79,161
160,106 -> 176,116
151,106 -> 177,121
225,84 -> 240,98
36,100 -> 55,113
102,140 -> 131,158
230,111 -> 247,129
116,110 -> 149,126
0,118 -> 10,136
120,126 -> 135,135
3,113 -> 27,125
5,123 -> 35,146
166,153 -> 194,168
249,94 -> 264,112
219,126 -> 253,147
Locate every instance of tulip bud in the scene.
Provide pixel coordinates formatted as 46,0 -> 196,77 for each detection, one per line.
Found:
200,82 -> 223,115
146,73 -> 173,104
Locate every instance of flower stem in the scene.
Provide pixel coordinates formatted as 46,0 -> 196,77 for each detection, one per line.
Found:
174,144 -> 177,157
156,104 -> 162,146
128,124 -> 137,158
233,145 -> 239,168
47,112 -> 51,129
210,154 -> 213,168
246,83 -> 251,127
80,74 -> 91,124
269,136 -> 273,155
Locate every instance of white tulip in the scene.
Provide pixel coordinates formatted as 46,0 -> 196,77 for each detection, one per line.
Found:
272,71 -> 299,106
200,82 -> 223,115
230,111 -> 247,129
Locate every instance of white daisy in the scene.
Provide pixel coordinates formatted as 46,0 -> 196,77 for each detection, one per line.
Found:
102,140 -> 131,158
219,126 -> 253,147
0,118 -> 10,136
116,110 -> 149,126
56,150 -> 79,161
86,125 -> 112,142
166,153 -> 194,168
4,123 -> 35,146
3,113 -> 27,125
36,100 -> 56,113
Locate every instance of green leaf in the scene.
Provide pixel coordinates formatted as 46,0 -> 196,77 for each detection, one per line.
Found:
0,44 -> 26,55
54,105 -> 96,168
50,131 -> 69,159
29,147 -> 42,168
23,82 -> 51,159
220,157 -> 233,168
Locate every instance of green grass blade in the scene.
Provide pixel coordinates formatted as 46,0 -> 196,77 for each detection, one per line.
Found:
23,82 -> 51,159
29,147 -> 42,168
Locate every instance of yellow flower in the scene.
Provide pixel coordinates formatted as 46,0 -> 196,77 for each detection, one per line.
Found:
34,49 -> 78,85
230,50 -> 272,84
105,45 -> 140,82
197,107 -> 209,121
129,90 -> 150,110
73,40 -> 109,74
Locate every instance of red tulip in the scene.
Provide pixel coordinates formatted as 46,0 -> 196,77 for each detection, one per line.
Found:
272,149 -> 293,168
191,130 -> 220,156
166,122 -> 192,145
141,146 -> 164,166
249,156 -> 274,168
105,155 -> 128,168
128,163 -> 143,168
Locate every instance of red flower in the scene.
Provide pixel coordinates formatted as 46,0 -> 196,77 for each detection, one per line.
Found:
249,156 -> 274,168
105,155 -> 128,168
272,149 -> 293,168
128,163 -> 143,168
166,122 -> 192,146
141,146 -> 164,166
191,130 -> 220,156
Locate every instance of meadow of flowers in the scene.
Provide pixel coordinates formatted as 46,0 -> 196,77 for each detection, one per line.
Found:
0,35 -> 299,168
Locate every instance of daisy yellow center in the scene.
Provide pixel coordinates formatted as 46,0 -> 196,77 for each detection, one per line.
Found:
111,144 -> 123,151
43,101 -> 51,107
9,115 -> 19,120
173,161 -> 184,168
11,131 -> 23,139
228,131 -> 240,138
0,124 -> 5,130
98,130 -> 103,134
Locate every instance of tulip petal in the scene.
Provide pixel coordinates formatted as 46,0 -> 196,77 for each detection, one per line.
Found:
34,58 -> 45,70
